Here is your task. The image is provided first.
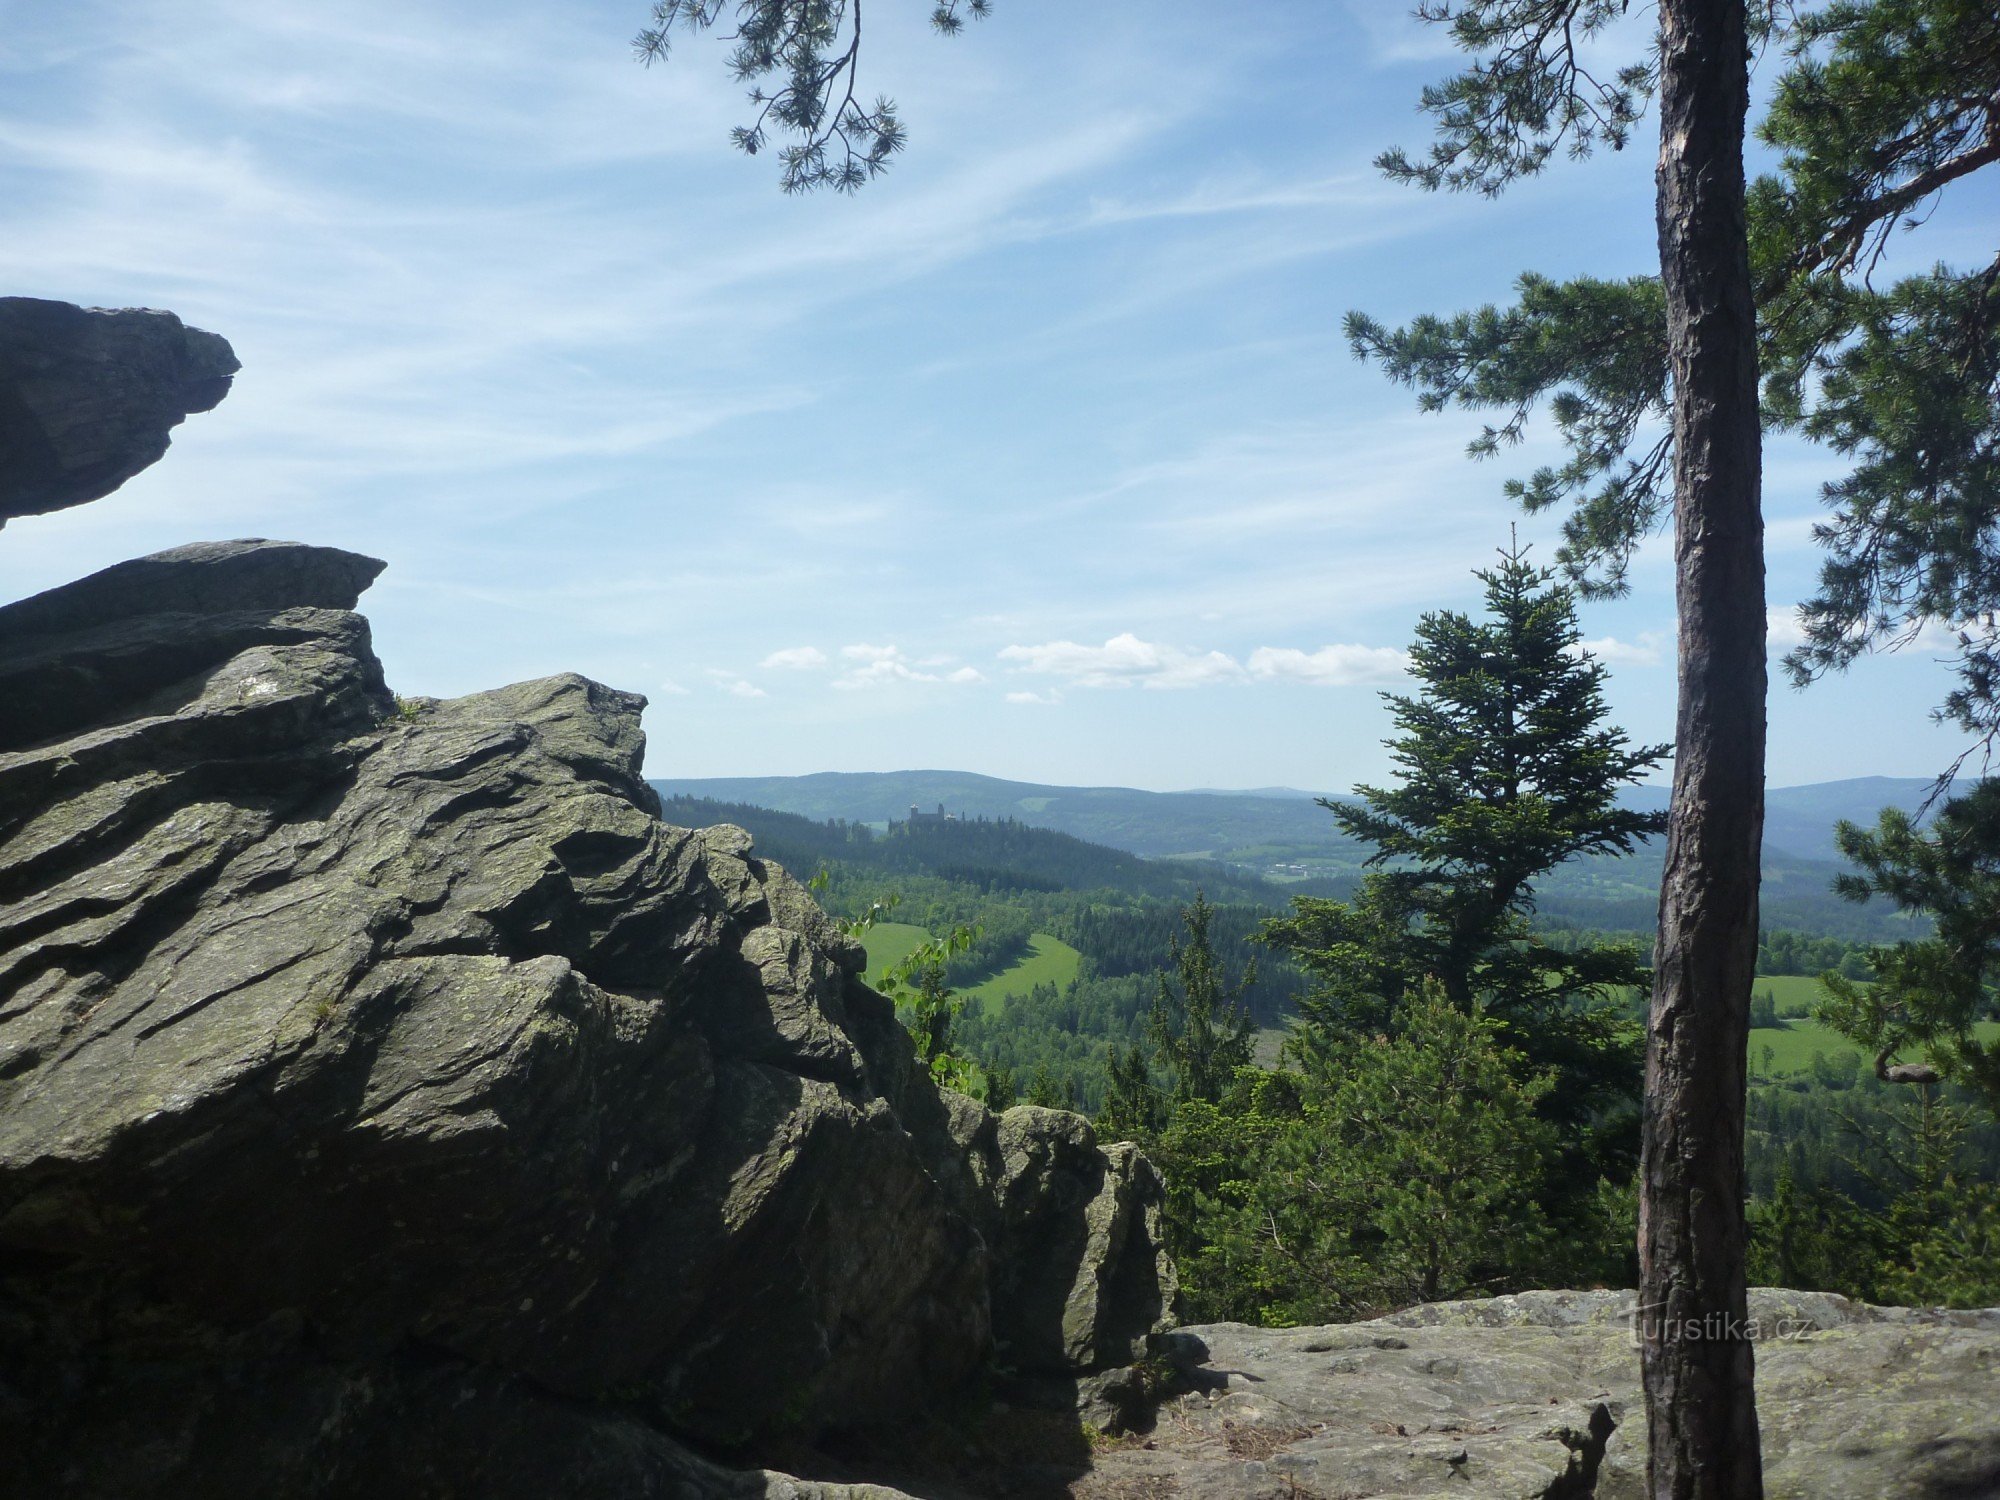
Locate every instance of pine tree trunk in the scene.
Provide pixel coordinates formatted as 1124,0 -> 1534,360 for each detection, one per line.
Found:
1641,0 -> 1766,1495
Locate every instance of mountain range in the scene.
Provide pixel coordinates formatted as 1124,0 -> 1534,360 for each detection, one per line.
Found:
654,770 -> 1932,867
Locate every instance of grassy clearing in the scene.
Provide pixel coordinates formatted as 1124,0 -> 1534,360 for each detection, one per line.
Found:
1752,973 -> 1843,1017
860,921 -> 932,985
963,934 -> 1082,1005
860,925 -> 1084,1008
1750,1017 -> 2000,1078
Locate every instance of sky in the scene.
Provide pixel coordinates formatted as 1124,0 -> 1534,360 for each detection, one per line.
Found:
3,0 -> 1994,793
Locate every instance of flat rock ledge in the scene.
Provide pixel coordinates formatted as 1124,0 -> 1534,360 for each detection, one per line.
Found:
1067,1289 -> 2000,1500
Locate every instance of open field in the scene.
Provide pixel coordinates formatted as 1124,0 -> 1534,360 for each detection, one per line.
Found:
860,921 -> 931,985
1753,973 -> 1841,1017
1752,1017 -> 2000,1078
963,934 -> 1083,1004
862,926 -> 1084,1007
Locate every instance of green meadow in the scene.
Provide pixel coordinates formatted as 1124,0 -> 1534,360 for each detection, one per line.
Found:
961,933 -> 1083,1004
862,925 -> 1083,1007
1751,973 -> 1840,1017
1751,1017 -> 2000,1078
860,921 -> 932,985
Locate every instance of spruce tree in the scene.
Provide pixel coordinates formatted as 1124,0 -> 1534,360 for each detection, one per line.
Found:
1266,542 -> 1666,1128
1148,892 -> 1256,1107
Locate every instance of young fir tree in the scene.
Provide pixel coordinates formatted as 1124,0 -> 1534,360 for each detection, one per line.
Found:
1266,541 -> 1666,1137
1148,892 -> 1257,1107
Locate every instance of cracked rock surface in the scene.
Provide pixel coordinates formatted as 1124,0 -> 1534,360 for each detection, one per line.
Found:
0,539 -> 1172,1499
1075,1290 -> 1999,1500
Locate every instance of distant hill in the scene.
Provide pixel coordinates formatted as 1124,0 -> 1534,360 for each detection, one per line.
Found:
651,770 -> 1940,938
653,770 -> 1358,860
653,793 -> 1280,904
653,769 -> 1932,865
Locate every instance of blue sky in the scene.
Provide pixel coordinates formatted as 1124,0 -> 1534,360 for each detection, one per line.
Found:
3,0 -> 1993,791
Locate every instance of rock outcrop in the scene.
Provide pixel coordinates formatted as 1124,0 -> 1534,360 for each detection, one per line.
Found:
0,538 -> 1173,1498
0,297 -> 237,525
1073,1290 -> 2000,1500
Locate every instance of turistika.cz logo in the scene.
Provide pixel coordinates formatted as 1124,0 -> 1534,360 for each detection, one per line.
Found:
1627,1302 -> 1816,1348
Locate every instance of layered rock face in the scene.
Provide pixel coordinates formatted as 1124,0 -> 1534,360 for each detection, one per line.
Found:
0,297 -> 238,524
0,536 -> 1172,1498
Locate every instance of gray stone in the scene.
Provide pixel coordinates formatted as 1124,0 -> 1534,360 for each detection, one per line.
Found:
0,297 -> 238,524
1079,1290 -> 2000,1499
0,539 -> 1171,1498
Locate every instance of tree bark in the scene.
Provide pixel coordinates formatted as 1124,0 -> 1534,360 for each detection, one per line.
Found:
1641,0 -> 1766,1496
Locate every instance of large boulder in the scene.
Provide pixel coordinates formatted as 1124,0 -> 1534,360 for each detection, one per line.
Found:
944,1100 -> 1177,1372
0,540 -> 1171,1497
0,297 -> 238,525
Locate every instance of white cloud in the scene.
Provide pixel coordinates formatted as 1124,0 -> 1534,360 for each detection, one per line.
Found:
705,669 -> 767,699
998,632 -> 1244,689
841,643 -> 902,662
1002,633 -> 1405,690
1246,644 -> 1408,686
833,656 -> 986,691
655,678 -> 691,696
761,646 -> 828,670
1006,689 -> 1061,705
1575,633 -> 1668,667
1766,607 -> 1812,651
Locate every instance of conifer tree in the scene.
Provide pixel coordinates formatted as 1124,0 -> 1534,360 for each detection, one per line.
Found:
1148,892 -> 1256,1107
1266,542 -> 1666,1129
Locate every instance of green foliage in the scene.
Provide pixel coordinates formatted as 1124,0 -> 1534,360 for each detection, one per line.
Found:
1162,987 -> 1561,1322
876,922 -> 982,1093
1096,1043 -> 1161,1142
634,0 -> 989,192
1759,928 -> 1876,979
1749,1084 -> 2000,1308
1375,2 -> 1655,196
1821,781 -> 2000,1108
1357,1 -> 2000,732
1148,893 -> 1256,1106
1265,544 -> 1660,1139
1347,275 -> 1670,597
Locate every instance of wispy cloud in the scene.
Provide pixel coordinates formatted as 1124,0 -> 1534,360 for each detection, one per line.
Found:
832,644 -> 985,690
761,646 -> 829,670
704,669 -> 767,699
1000,633 -> 1244,689
1002,633 -> 1403,690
